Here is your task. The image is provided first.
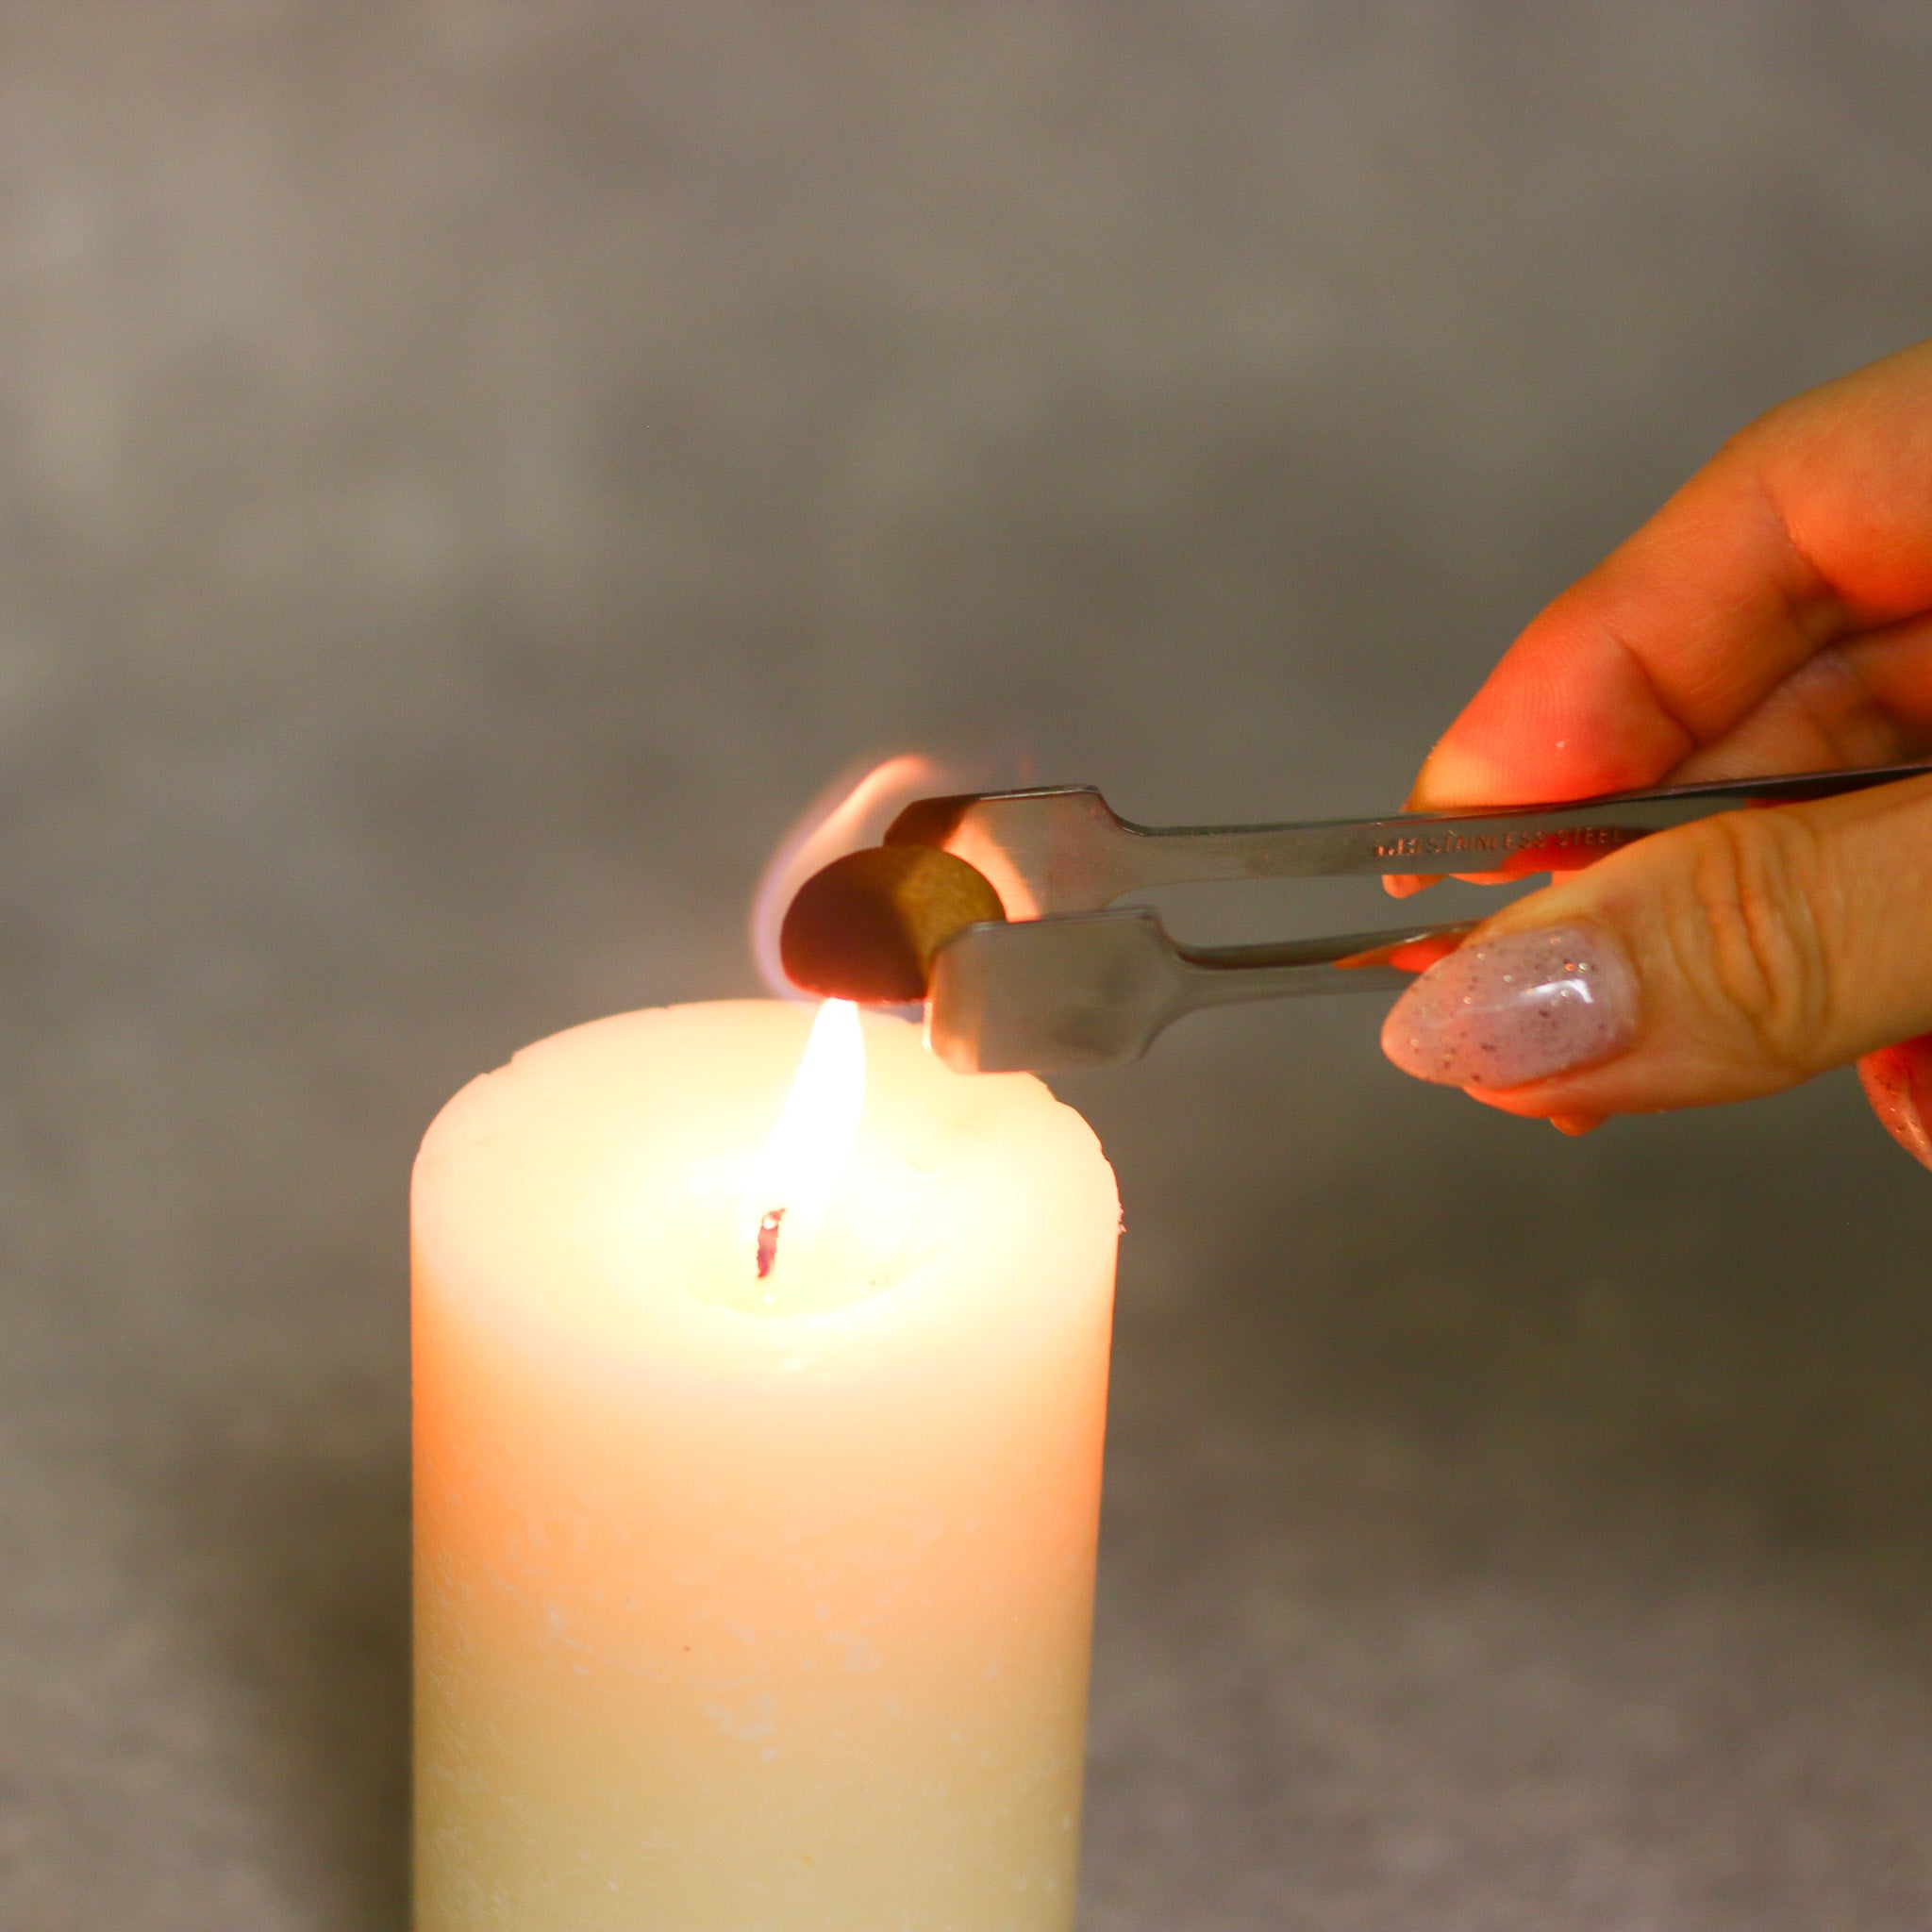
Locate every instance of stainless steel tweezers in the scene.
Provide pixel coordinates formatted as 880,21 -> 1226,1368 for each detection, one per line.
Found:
894,760 -> 1932,1074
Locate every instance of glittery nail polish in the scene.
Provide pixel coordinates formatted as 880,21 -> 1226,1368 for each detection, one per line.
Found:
1381,925 -> 1638,1091
1857,1035 -> 1932,1171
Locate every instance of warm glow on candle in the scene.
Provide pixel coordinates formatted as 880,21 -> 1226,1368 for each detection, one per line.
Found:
413,1000 -> 1119,1928
741,996 -> 866,1276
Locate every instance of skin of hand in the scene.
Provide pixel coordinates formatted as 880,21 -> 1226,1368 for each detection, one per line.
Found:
1378,339 -> 1932,1165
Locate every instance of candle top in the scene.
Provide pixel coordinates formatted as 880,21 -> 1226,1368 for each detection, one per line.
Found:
412,1001 -> 1118,1371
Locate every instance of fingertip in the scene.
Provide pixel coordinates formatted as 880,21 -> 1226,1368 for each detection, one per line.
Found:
1857,1037 -> 1932,1170
1377,931 -> 1467,974
1375,924 -> 1639,1095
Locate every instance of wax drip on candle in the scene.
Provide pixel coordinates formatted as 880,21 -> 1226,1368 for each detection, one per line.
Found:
741,999 -> 865,1279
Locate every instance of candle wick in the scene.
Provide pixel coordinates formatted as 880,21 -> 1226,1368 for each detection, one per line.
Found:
755,1207 -> 787,1279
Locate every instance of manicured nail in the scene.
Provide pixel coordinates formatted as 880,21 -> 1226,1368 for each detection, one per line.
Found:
1857,1036 -> 1932,1171
1381,924 -> 1638,1091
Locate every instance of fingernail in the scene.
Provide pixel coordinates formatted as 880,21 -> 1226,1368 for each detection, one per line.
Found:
1857,1036 -> 1932,1171
1381,924 -> 1639,1090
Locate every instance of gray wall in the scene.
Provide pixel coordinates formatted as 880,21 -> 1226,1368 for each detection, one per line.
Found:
6,7 -> 1932,1927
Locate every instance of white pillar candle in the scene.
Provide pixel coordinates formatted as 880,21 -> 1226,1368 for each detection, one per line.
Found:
412,998 -> 1119,1929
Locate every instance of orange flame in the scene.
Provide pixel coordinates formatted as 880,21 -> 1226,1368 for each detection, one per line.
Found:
749,754 -> 953,996
741,997 -> 866,1276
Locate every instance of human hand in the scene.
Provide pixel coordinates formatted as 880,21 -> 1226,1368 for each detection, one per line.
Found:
1378,340 -> 1932,1164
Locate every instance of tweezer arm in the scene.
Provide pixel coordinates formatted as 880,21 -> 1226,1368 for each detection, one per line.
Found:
925,911 -> 1483,1074
892,761 -> 1932,916
1128,761 -> 1932,882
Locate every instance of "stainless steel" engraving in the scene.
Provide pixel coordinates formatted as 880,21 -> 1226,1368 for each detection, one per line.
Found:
1371,824 -> 1630,860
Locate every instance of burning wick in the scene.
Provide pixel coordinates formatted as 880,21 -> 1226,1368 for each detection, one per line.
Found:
755,1207 -> 787,1280
742,999 -> 865,1283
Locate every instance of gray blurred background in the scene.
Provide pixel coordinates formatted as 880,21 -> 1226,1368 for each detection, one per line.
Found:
5,5 -> 1932,1927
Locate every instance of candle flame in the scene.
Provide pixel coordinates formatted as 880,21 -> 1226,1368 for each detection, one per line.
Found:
743,998 -> 866,1276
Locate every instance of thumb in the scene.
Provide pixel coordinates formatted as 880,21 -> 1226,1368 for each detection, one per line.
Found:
1380,772 -> 1932,1141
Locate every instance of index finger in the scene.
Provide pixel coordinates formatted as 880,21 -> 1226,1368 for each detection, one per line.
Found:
1411,339 -> 1932,813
